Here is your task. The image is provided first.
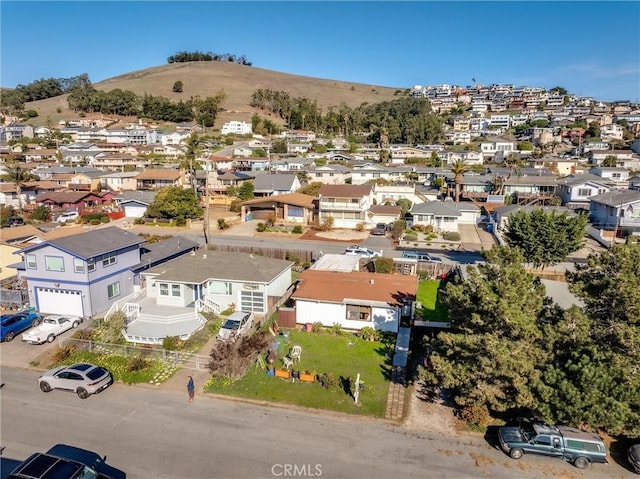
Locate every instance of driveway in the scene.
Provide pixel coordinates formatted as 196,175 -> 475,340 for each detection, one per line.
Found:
458,224 -> 497,251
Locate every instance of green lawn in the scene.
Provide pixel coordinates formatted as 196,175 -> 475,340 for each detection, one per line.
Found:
416,279 -> 448,322
205,329 -> 393,417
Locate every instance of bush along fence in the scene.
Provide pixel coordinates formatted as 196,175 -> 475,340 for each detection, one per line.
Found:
60,337 -> 211,371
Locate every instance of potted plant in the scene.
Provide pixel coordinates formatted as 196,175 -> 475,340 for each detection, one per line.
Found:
275,368 -> 291,379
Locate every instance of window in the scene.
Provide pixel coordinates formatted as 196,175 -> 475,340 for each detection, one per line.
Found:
102,252 -> 117,267
26,254 -> 36,269
107,282 -> 120,299
208,281 -> 232,295
577,188 -> 591,197
45,256 -> 64,272
73,258 -> 84,273
535,435 -> 552,446
171,284 -> 181,297
159,283 -> 169,296
346,305 -> 371,321
87,259 -> 96,273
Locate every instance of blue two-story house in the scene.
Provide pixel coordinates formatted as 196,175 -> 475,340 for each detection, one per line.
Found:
16,227 -> 145,318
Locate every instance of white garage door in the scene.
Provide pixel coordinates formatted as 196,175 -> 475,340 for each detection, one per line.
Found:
123,204 -> 147,218
37,288 -> 84,316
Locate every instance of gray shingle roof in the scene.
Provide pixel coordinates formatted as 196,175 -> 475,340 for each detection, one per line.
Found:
253,174 -> 297,191
31,226 -> 145,259
144,251 -> 293,284
589,190 -> 640,206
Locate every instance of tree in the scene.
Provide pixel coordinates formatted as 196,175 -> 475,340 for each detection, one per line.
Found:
237,181 -> 254,201
602,155 -> 618,167
145,187 -> 203,220
502,209 -> 588,269
172,81 -> 183,93
396,198 -> 412,216
297,181 -> 322,197
449,159 -> 467,203
421,246 -> 549,417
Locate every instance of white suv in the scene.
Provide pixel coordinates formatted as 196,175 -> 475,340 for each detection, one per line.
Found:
56,211 -> 80,223
217,311 -> 254,341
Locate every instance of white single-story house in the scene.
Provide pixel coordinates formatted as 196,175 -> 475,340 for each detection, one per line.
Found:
291,270 -> 417,332
409,201 -> 480,231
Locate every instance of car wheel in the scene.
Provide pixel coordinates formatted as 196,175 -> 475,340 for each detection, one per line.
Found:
72,320 -> 80,328
509,448 -> 524,460
47,334 -> 56,343
32,318 -> 41,327
77,387 -> 90,399
5,332 -> 14,342
574,457 -> 589,469
40,381 -> 51,393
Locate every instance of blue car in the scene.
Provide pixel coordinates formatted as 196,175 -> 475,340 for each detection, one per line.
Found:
1,310 -> 42,342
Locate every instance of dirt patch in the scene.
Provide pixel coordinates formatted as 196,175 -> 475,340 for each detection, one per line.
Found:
298,228 -> 370,243
403,383 -> 466,436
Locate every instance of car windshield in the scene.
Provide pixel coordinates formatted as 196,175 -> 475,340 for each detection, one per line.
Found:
77,466 -> 99,479
44,318 -> 58,324
222,320 -> 241,330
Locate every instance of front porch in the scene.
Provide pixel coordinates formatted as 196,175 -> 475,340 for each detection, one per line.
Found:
116,294 -> 220,345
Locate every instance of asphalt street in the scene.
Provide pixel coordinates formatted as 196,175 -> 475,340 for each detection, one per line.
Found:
1,367 -> 634,479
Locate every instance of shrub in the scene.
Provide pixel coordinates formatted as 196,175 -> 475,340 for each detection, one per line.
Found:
311,321 -> 323,333
162,335 -> 181,351
403,233 -> 418,242
458,404 -> 491,427
89,219 -> 101,225
175,216 -> 186,227
355,222 -> 366,232
127,355 -> 150,372
374,257 -> 393,274
134,217 -> 146,225
292,225 -> 303,234
357,326 -> 379,341
31,205 -> 50,221
217,218 -> 229,230
51,345 -> 75,363
229,200 -> 242,212
80,212 -> 110,224
442,231 -> 461,241
328,323 -> 344,335
256,222 -> 267,232
100,311 -> 126,343
319,216 -> 334,231
71,328 -> 96,341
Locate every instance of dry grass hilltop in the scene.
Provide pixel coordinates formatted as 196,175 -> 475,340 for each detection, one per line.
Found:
24,62 -> 403,128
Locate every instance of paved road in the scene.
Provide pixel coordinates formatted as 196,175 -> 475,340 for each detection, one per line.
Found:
1,367 -> 632,479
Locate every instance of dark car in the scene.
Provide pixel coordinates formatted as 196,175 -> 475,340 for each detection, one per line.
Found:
628,444 -> 640,474
1,310 -> 42,342
6,216 -> 25,227
371,223 -> 387,235
46,445 -> 126,479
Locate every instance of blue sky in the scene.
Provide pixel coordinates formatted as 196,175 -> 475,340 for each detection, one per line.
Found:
1,1 -> 639,102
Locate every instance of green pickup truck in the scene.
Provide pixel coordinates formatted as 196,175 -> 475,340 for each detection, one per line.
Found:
498,423 -> 608,469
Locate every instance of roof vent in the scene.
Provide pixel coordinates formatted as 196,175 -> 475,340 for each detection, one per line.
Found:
203,254 -> 207,259
369,279 -> 375,285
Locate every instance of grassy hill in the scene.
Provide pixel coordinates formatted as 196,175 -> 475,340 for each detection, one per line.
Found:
24,62 -> 405,129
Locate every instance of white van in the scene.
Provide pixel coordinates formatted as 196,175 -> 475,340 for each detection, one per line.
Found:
56,212 -> 80,223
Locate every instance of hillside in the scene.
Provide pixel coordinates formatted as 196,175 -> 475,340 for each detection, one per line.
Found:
23,62 -> 404,129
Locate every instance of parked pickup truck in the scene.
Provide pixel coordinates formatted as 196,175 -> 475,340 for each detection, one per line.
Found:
498,422 -> 608,469
22,314 -> 82,344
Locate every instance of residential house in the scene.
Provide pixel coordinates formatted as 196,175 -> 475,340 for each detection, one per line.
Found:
0,225 -> 45,246
558,174 -> 613,210
527,155 -> 583,176
368,205 -> 402,225
234,157 -> 271,172
589,190 -> 640,236
241,192 -> 316,223
269,157 -> 315,173
630,176 -> 640,191
318,184 -> 373,228
209,171 -> 253,195
203,156 -> 234,171
252,173 -> 301,197
136,169 -> 185,190
221,121 -> 252,135
502,175 -> 558,202
350,163 -> 393,185
284,130 -> 316,143
408,201 -> 480,232
16,227 -> 146,317
493,205 -> 577,232
23,148 -> 59,163
440,150 -> 483,166
92,152 -> 148,171
600,123 -> 624,141
291,270 -> 417,332
372,184 -> 421,206
287,143 -> 312,155
589,166 -> 631,187
480,139 -> 517,162
304,164 -> 352,185
389,146 -> 431,164
114,190 -> 158,218
456,174 -> 494,201
129,251 -> 293,341
588,149 -> 639,167
100,171 -> 139,192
